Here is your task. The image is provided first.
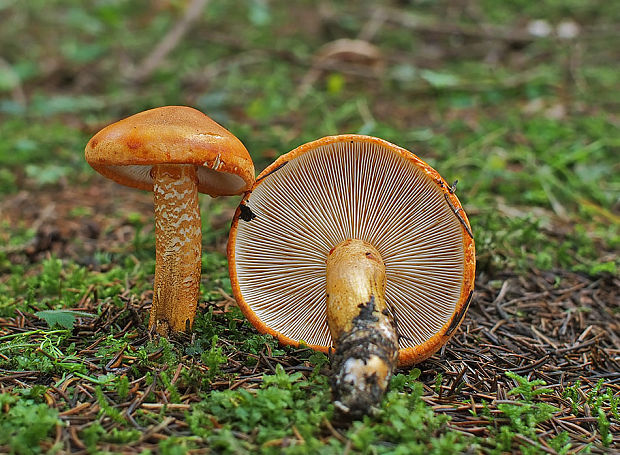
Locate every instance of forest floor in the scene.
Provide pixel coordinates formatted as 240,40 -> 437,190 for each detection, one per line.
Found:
0,1 -> 618,453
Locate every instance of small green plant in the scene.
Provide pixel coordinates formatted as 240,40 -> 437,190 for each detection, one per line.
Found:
159,436 -> 197,455
563,380 -> 582,415
0,329 -> 87,375
201,335 -> 228,381
487,372 -> 562,454
563,378 -> 618,447
241,333 -> 281,356
160,370 -> 181,404
505,371 -> 553,401
434,372 -> 443,394
35,309 -> 94,330
307,350 -> 330,378
117,375 -> 130,400
135,337 -> 179,370
94,386 -> 125,423
548,431 -> 571,455
79,422 -> 141,449
0,393 -> 61,454
390,368 -> 422,392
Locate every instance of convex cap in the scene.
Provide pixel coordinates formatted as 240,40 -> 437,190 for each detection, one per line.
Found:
228,135 -> 475,366
85,106 -> 254,196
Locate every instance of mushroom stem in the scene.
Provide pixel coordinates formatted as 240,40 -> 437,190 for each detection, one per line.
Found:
150,164 -> 202,335
326,239 -> 399,418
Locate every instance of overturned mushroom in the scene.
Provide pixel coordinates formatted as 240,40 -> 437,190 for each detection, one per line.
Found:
86,106 -> 254,335
228,135 -> 475,418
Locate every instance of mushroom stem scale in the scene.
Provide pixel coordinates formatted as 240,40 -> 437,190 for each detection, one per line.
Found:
326,239 -> 399,417
150,164 -> 202,335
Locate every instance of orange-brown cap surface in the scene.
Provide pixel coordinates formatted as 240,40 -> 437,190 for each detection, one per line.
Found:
228,135 -> 475,367
85,106 -> 254,197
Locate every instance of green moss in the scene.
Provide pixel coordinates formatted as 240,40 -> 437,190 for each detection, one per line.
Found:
0,393 -> 61,454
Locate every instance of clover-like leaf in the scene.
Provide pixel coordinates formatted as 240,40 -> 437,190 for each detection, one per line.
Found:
35,310 -> 94,330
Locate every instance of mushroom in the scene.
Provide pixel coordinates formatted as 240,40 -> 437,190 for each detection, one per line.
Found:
86,106 -> 254,335
228,135 -> 475,417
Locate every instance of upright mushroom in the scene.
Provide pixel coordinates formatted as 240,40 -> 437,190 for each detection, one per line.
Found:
86,106 -> 254,335
228,135 -> 474,417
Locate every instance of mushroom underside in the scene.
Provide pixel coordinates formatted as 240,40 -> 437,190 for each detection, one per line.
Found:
233,140 -> 466,352
100,164 -> 247,195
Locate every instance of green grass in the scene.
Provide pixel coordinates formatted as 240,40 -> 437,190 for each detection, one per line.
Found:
0,0 -> 618,453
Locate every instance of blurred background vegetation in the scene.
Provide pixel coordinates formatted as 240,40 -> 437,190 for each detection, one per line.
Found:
0,0 -> 618,273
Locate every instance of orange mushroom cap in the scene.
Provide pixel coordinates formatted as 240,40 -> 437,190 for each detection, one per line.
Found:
85,106 -> 254,197
228,135 -> 475,367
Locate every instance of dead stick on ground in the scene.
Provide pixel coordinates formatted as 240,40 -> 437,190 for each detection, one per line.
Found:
132,0 -> 210,81
129,417 -> 176,446
377,7 -> 536,44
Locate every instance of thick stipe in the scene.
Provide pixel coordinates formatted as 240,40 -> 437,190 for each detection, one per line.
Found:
150,164 -> 202,334
326,240 -> 399,417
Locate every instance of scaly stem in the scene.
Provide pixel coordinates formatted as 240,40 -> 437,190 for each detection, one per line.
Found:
150,164 -> 202,335
326,239 -> 399,418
